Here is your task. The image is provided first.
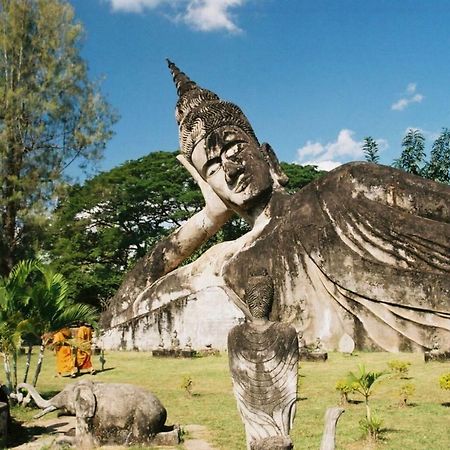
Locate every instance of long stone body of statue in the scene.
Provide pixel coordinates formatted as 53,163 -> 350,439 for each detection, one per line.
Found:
101,60 -> 450,353
228,274 -> 298,450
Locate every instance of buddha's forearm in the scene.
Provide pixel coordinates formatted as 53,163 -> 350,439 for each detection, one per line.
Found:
144,207 -> 233,284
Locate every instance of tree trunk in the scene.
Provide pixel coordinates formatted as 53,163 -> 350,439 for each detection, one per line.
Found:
2,353 -> 12,392
12,351 -> 17,391
320,406 -> 345,450
32,343 -> 45,387
23,345 -> 32,383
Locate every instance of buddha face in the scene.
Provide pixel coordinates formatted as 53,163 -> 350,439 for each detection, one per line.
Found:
191,125 -> 273,211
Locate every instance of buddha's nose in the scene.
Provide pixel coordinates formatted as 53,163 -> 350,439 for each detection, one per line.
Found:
223,160 -> 244,184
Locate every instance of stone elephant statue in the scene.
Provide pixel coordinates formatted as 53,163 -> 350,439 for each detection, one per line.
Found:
19,380 -> 168,447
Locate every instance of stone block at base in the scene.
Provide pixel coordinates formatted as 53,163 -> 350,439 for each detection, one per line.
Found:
152,425 -> 181,446
424,351 -> 450,362
152,349 -> 197,358
298,351 -> 328,362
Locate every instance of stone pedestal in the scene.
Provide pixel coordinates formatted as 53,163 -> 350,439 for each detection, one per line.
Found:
424,351 -> 450,362
0,401 -> 8,447
152,349 -> 197,358
299,351 -> 328,362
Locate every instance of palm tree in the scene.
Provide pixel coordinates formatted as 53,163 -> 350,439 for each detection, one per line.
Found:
362,137 -> 380,163
28,264 -> 99,386
346,364 -> 385,424
0,260 -> 37,391
0,259 -> 99,394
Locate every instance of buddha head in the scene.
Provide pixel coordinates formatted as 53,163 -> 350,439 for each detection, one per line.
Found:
244,273 -> 274,320
167,60 -> 287,214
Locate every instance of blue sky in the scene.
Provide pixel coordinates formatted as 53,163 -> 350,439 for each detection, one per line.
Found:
69,0 -> 450,173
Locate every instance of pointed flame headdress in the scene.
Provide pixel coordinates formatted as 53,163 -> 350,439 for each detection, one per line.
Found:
167,59 -> 258,161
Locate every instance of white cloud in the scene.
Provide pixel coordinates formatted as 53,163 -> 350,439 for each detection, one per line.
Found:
106,0 -> 244,33
391,83 -> 424,111
296,129 -> 365,171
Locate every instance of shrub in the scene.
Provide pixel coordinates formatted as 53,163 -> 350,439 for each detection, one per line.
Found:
387,360 -> 411,378
439,373 -> 450,390
359,414 -> 384,441
398,382 -> 415,407
181,375 -> 194,396
335,378 -> 356,405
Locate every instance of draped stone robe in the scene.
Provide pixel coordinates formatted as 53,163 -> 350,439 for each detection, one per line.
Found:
228,321 -> 299,449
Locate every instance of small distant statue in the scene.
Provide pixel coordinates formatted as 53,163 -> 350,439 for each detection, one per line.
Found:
313,337 -> 322,352
158,336 -> 165,349
228,274 -> 299,450
431,335 -> 440,353
171,331 -> 180,350
185,337 -> 192,349
297,331 -> 306,351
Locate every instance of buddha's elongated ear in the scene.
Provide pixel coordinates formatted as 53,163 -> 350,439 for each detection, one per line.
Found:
260,142 -> 289,188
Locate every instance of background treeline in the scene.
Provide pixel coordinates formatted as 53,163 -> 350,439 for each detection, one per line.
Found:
1,1 -> 449,314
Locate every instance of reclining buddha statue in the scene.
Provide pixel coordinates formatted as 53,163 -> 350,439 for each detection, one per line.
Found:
102,60 -> 450,352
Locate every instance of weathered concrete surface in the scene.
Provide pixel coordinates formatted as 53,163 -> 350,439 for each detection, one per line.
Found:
103,163 -> 450,353
101,286 -> 244,351
101,61 -> 450,354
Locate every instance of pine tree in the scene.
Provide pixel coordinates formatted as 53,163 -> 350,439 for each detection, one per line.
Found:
362,137 -> 380,163
0,0 -> 117,275
393,129 -> 425,175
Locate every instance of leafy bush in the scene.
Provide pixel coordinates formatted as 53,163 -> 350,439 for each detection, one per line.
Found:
439,373 -> 450,390
398,382 -> 415,407
335,378 -> 356,404
359,414 -> 384,441
388,360 -> 411,378
181,375 -> 194,396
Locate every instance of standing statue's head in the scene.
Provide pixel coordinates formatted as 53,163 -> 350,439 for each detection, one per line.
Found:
244,273 -> 274,320
167,60 -> 287,212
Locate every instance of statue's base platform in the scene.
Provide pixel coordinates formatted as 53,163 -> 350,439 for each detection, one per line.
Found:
424,351 -> 450,362
299,351 -> 328,362
152,349 -> 197,358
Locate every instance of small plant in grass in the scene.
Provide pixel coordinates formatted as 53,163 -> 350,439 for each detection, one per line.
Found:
359,414 -> 384,441
398,382 -> 415,407
439,373 -> 450,390
335,378 -> 356,405
181,375 -> 194,396
387,359 -> 411,378
346,364 -> 386,440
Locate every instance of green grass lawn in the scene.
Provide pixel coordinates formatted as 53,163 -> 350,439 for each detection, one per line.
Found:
11,350 -> 450,449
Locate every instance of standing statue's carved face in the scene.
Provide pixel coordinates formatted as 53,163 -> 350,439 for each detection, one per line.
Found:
191,125 -> 273,210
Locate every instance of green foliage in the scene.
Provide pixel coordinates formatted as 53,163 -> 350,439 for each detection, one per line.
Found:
280,162 -> 326,193
0,258 -> 98,391
335,378 -> 356,404
425,128 -> 450,183
362,136 -> 380,163
48,151 -> 204,307
439,373 -> 450,390
387,359 -> 411,378
346,364 -> 386,404
0,0 -> 117,276
359,413 -> 384,441
398,382 -> 415,407
181,375 -> 194,396
393,128 -> 425,175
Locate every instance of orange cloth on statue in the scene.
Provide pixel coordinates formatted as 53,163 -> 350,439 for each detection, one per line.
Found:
75,325 -> 94,371
53,329 -> 74,375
